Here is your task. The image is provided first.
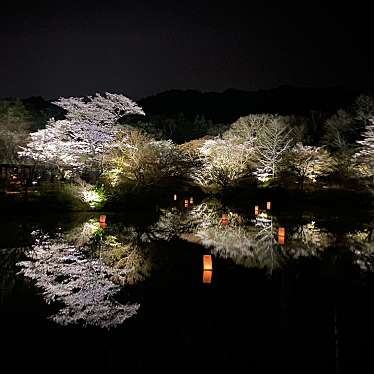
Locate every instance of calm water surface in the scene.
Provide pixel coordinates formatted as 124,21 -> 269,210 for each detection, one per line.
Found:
1,196 -> 374,372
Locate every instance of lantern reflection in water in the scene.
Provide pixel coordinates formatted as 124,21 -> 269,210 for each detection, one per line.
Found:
203,270 -> 212,284
278,227 -> 285,245
203,255 -> 213,284
99,215 -> 107,229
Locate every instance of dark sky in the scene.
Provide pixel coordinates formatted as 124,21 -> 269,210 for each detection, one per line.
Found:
0,1 -> 373,100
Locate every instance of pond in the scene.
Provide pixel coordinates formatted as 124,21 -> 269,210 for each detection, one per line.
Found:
1,195 -> 374,372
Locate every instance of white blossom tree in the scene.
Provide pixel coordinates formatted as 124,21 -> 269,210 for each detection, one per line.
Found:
19,93 -> 144,182
53,92 -> 144,124
105,129 -> 187,187
189,138 -> 254,190
252,117 -> 293,182
354,118 -> 374,179
284,143 -> 335,190
223,114 -> 274,146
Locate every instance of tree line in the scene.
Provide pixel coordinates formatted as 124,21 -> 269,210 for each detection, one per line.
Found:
1,92 -> 374,206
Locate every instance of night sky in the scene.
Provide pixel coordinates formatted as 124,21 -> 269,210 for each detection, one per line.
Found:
1,1 -> 373,100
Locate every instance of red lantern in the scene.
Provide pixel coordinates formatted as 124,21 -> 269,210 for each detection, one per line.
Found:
220,213 -> 228,225
278,227 -> 285,245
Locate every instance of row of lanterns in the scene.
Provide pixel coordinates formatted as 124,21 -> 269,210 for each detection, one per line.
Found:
173,194 -> 194,208
255,201 -> 271,216
254,202 -> 285,244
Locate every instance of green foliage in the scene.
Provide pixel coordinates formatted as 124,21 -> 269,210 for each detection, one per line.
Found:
86,184 -> 107,209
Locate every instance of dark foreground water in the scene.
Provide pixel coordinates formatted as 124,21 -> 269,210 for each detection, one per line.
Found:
1,196 -> 374,372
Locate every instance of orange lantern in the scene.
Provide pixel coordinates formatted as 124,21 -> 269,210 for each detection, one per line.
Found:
267,201 -> 271,210
99,215 -> 106,223
203,255 -> 213,271
255,205 -> 259,216
203,270 -> 212,284
220,213 -> 228,225
173,194 -> 177,201
278,227 -> 285,245
184,199 -> 189,208
189,197 -> 193,204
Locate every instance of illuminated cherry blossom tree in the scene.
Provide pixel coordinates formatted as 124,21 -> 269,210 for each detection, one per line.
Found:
189,138 -> 254,190
105,129 -> 187,187
354,118 -> 374,179
284,143 -> 335,190
252,117 -> 293,182
19,93 -> 144,181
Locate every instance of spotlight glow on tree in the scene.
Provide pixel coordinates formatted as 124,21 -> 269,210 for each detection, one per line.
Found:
285,143 -> 335,189
252,117 -> 293,182
354,118 -> 374,179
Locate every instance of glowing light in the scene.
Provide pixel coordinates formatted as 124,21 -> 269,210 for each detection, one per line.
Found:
267,201 -> 271,210
220,213 -> 228,225
99,215 -> 107,229
255,206 -> 259,216
203,255 -> 213,270
189,197 -> 193,204
184,199 -> 189,208
203,255 -> 213,284
203,270 -> 212,284
82,187 -> 106,209
278,227 -> 286,245
173,194 -> 177,201
83,190 -> 101,208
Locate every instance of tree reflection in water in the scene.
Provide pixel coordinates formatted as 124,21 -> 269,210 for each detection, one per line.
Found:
183,199 -> 348,272
13,199 -> 374,329
15,208 -> 191,328
17,230 -> 140,328
346,227 -> 374,271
